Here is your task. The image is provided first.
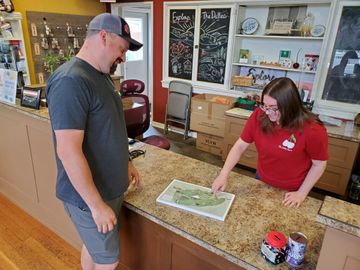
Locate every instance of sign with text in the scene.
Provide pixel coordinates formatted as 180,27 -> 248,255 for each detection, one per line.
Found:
197,8 -> 231,84
0,68 -> 17,104
168,9 -> 196,80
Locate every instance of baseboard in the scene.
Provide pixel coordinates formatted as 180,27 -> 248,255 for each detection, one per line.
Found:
152,121 -> 197,138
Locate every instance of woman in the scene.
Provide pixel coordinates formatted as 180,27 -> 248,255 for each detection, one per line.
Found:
212,77 -> 328,207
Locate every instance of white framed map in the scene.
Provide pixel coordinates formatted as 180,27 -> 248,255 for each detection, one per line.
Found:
156,179 -> 235,221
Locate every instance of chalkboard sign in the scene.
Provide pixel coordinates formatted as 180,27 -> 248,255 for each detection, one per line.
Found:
168,9 -> 195,80
197,8 -> 231,84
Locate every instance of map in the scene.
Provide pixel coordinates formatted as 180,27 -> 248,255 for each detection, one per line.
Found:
156,179 -> 235,221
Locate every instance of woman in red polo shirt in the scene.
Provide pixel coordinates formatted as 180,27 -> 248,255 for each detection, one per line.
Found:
212,77 -> 328,207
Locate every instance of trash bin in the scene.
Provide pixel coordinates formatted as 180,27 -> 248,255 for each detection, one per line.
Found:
349,174 -> 360,204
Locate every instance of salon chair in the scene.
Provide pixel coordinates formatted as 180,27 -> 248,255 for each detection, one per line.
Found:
120,79 -> 171,150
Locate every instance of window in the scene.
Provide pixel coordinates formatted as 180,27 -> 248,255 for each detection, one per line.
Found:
125,17 -> 143,62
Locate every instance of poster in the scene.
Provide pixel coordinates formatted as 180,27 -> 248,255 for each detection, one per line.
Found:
0,68 -> 17,104
156,179 -> 235,221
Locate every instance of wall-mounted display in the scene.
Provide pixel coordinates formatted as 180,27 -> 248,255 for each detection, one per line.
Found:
26,11 -> 93,83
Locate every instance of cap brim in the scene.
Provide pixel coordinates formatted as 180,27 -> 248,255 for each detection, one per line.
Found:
121,36 -> 143,51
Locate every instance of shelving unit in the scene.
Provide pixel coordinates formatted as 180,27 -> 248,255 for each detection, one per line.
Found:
230,2 -> 331,99
0,12 -> 30,85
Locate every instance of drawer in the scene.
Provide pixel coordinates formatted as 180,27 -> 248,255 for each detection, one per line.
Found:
315,164 -> 351,196
225,116 -> 246,135
327,137 -> 359,169
222,142 -> 258,169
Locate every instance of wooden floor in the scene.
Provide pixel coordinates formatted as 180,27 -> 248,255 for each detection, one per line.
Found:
0,194 -> 81,270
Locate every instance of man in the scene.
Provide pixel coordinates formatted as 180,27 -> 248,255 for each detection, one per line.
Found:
46,13 -> 143,270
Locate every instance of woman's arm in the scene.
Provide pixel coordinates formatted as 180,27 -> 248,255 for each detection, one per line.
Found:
282,159 -> 327,207
211,138 -> 250,194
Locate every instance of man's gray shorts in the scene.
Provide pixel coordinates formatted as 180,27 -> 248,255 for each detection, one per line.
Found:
63,196 -> 123,264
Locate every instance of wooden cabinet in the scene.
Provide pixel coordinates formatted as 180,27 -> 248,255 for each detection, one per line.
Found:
119,206 -> 243,270
316,227 -> 360,270
222,115 -> 359,196
222,115 -> 257,169
316,137 -> 359,195
0,105 -> 81,249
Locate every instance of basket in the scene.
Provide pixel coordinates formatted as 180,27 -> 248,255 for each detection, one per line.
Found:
232,76 -> 253,86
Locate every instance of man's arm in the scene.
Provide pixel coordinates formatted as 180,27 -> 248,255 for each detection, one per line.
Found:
55,129 -> 117,234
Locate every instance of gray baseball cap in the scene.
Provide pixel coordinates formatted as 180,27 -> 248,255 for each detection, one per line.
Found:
88,13 -> 143,51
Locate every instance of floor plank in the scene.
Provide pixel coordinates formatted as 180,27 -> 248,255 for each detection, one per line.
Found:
0,194 -> 81,270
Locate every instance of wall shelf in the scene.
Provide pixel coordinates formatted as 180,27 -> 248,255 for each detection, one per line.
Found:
235,34 -> 324,40
232,63 -> 317,74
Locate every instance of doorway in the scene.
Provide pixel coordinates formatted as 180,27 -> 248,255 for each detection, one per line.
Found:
111,3 -> 153,102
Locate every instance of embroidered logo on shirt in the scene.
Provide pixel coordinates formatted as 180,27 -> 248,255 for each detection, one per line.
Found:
279,134 -> 296,151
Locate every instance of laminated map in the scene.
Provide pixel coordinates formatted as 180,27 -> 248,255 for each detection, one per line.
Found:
156,179 -> 235,221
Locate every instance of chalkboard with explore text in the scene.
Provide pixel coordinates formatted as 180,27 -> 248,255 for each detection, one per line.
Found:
168,9 -> 195,80
197,8 -> 231,84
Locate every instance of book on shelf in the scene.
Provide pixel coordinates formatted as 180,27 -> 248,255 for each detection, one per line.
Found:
239,49 -> 250,64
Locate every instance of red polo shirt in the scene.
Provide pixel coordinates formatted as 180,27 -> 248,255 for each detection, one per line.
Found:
241,108 -> 328,191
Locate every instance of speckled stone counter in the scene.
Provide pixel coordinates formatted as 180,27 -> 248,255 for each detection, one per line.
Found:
0,100 -> 49,122
317,196 -> 360,238
128,143 -> 325,270
225,108 -> 360,142
1,101 -> 325,269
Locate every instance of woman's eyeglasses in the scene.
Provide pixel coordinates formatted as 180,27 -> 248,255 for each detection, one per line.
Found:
259,104 -> 279,114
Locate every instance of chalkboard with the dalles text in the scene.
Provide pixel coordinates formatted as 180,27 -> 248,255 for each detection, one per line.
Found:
168,8 -> 231,84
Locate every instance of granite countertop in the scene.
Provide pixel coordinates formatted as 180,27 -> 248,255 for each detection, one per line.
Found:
225,108 -> 360,142
129,143 -> 325,270
317,196 -> 360,237
0,100 -> 50,122
1,101 -> 325,269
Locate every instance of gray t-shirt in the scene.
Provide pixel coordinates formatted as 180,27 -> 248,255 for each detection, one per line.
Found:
46,57 -> 129,208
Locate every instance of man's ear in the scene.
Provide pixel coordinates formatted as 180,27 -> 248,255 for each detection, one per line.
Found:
99,30 -> 107,45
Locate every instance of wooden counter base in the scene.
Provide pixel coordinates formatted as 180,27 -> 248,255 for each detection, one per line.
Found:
119,206 -> 243,270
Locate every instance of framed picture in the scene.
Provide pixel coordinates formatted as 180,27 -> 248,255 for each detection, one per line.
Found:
265,6 -> 307,35
156,179 -> 235,221
21,87 -> 41,109
239,49 -> 250,63
279,49 -> 292,67
239,66 -> 286,87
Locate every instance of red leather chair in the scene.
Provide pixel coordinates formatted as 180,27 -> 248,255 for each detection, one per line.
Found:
120,79 -> 171,150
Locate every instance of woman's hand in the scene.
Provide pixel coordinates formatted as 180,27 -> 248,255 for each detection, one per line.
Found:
282,191 -> 307,208
211,174 -> 228,195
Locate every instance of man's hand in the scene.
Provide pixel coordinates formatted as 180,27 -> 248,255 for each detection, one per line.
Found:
128,161 -> 141,188
90,202 -> 117,234
282,191 -> 307,208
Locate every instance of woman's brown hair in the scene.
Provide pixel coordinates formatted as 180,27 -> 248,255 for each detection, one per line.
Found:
260,77 -> 321,133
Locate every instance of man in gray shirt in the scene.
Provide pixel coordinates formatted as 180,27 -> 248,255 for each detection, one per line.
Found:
46,13 -> 142,270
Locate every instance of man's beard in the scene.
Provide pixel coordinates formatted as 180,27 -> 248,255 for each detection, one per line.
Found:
109,58 -> 122,74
